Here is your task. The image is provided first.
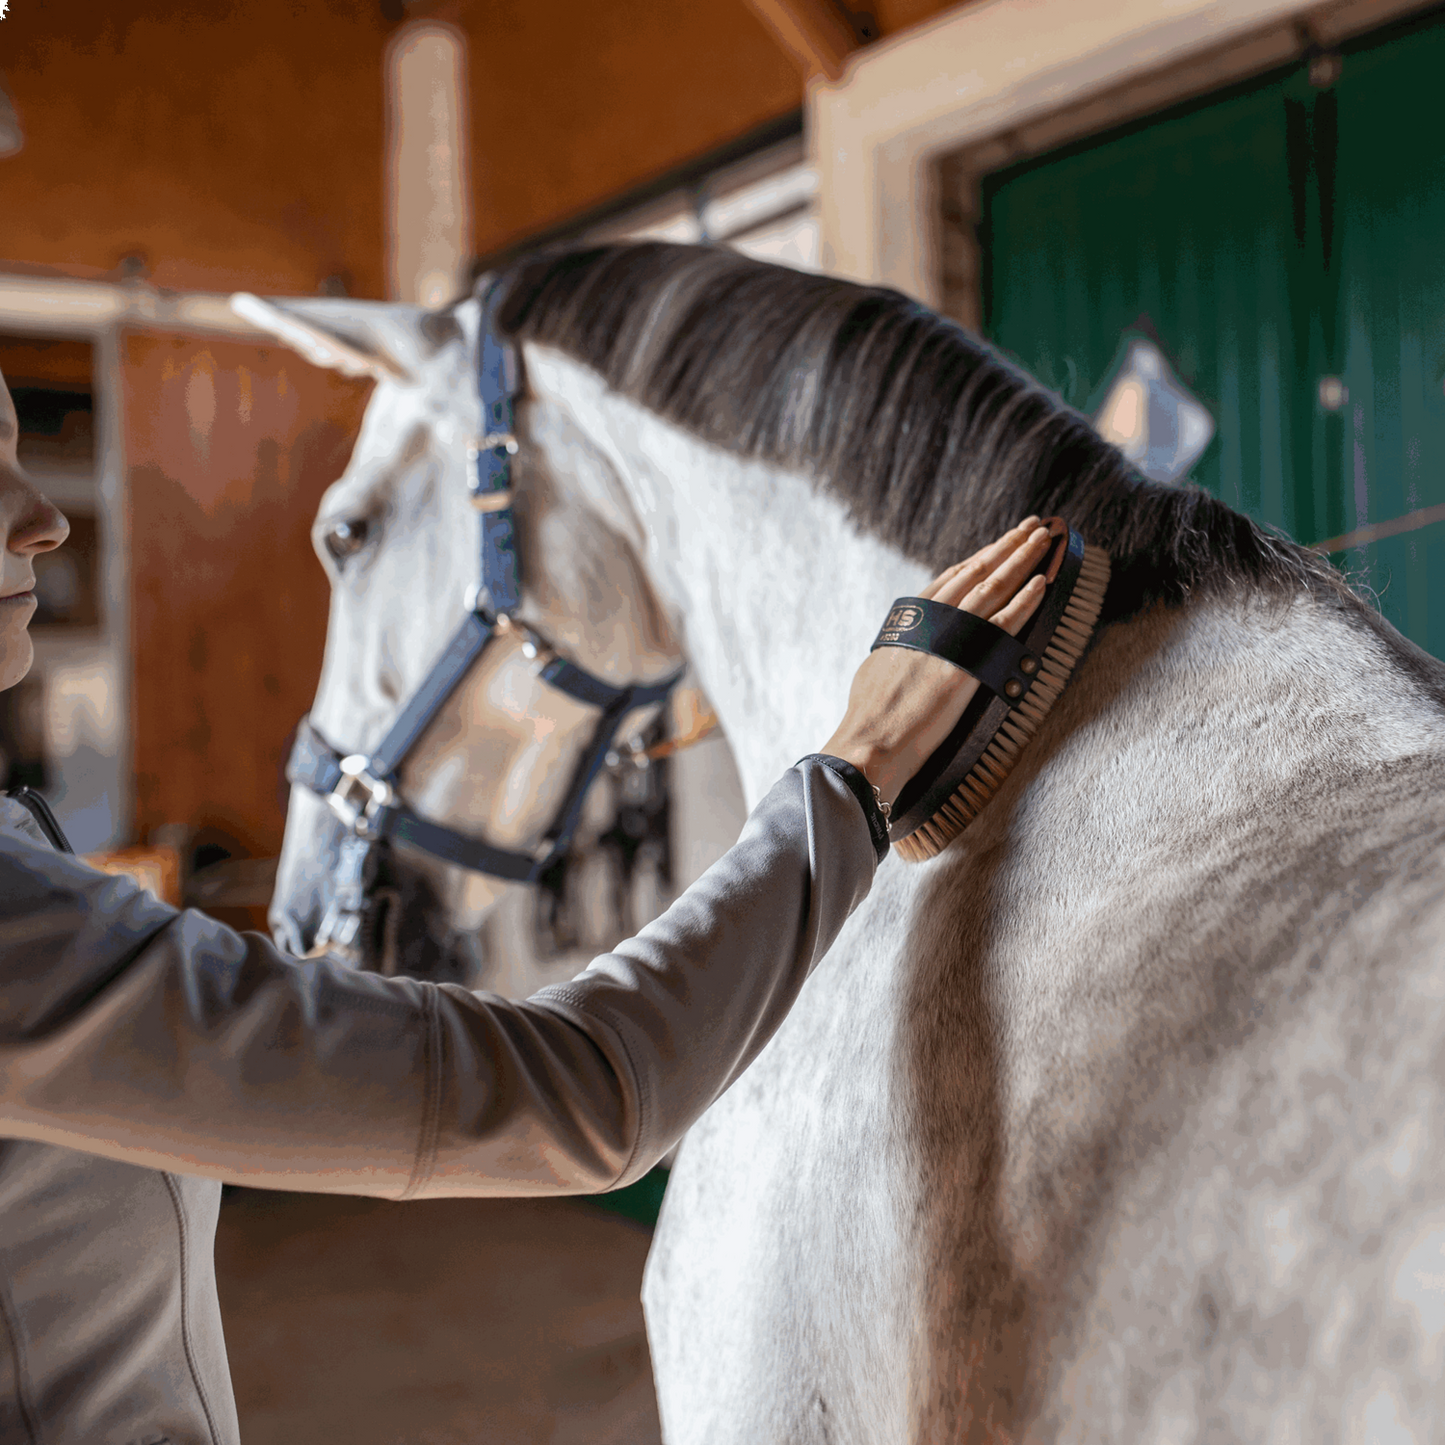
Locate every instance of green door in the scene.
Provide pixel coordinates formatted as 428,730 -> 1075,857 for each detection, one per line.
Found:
1334,19 -> 1445,655
984,10 -> 1445,657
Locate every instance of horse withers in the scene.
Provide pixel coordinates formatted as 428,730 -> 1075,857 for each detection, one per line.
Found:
258,245 -> 1445,1443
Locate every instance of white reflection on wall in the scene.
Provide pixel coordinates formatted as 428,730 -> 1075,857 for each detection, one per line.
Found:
44,653 -> 121,851
386,22 -> 471,309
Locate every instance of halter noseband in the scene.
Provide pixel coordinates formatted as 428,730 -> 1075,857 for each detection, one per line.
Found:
285,281 -> 682,963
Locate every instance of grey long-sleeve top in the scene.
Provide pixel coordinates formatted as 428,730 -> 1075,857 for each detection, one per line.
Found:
0,759 -> 877,1444
0,757 -> 877,1199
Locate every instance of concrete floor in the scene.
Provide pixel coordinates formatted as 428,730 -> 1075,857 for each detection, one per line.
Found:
214,1189 -> 663,1444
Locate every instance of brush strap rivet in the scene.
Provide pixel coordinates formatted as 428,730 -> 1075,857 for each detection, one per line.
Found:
1019,655 -> 1038,675
1004,679 -> 1024,698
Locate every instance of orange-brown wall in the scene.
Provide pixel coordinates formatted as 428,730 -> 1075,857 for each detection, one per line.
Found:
0,1 -> 393,297
122,332 -> 370,864
1,1 -> 960,296
871,0 -> 962,37
464,1 -> 800,255
0,337 -> 92,390
0,0 -> 796,296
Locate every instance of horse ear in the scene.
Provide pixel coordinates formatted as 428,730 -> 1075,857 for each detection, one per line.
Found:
229,293 -> 416,384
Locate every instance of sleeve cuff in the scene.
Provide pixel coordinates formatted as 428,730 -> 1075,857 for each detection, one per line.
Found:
795,754 -> 891,862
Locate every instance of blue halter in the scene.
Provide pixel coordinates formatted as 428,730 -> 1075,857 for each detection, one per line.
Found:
285,279 -> 682,961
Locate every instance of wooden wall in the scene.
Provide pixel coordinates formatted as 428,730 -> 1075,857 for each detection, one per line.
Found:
0,0 -> 794,295
121,333 -> 370,863
0,2 -> 392,297
463,1 -> 799,256
0,1 -> 962,295
0,338 -> 93,391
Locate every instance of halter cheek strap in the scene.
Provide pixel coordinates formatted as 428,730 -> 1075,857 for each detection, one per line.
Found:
285,278 -> 682,961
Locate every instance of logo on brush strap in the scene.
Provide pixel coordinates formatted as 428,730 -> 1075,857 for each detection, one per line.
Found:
879,604 -> 923,642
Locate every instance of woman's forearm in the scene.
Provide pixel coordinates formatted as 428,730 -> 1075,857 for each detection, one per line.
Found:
0,758 -> 876,1198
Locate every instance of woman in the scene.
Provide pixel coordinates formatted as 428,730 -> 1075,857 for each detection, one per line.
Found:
0,365 -> 1051,1444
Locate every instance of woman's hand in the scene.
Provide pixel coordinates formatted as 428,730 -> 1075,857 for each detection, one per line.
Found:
820,518 -> 1053,805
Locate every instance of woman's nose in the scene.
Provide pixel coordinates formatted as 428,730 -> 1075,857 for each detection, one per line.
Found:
6,486 -> 68,556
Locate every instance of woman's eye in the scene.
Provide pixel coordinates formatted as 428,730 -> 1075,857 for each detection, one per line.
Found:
323,519 -> 368,563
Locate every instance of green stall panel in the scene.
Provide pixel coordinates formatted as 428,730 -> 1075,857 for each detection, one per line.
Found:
1334,18 -> 1445,654
983,10 -> 1445,658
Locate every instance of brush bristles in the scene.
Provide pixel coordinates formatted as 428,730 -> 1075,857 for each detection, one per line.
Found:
895,543 -> 1111,863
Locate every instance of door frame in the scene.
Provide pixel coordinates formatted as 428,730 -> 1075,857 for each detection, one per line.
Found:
0,274 -> 271,844
809,0 -> 1443,318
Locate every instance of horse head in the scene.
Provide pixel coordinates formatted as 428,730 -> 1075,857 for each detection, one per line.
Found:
247,290 -> 682,981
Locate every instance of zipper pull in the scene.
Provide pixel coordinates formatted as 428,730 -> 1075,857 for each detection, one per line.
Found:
9,786 -> 75,854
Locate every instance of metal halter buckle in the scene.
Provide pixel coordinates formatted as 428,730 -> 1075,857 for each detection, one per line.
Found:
471,489 -> 514,513
328,754 -> 395,840
516,627 -> 556,672
493,613 -> 557,673
467,432 -> 520,497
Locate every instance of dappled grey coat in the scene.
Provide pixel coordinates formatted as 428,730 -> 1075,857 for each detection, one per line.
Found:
0,759 -> 875,1444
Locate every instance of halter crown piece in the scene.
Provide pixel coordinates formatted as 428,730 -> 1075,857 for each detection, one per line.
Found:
286,279 -> 682,965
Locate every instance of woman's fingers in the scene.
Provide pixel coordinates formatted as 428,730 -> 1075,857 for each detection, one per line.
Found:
918,516 -> 1039,601
927,517 -> 1052,638
989,572 -> 1046,636
821,519 -> 1058,804
955,524 -> 1051,616
932,522 -> 1050,615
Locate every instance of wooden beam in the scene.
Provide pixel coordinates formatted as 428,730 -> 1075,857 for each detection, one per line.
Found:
741,0 -> 859,82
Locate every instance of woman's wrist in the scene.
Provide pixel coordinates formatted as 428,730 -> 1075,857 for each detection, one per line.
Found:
815,732 -> 901,808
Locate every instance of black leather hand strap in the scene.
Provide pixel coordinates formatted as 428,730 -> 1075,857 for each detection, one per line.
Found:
870,598 -> 1038,705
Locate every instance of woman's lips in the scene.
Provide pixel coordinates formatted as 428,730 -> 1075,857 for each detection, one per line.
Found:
0,590 -> 35,604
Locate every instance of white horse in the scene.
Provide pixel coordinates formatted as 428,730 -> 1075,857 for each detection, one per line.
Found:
258,244 -> 1445,1442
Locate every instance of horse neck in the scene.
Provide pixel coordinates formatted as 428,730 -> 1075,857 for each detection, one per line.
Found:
960,587 -> 1445,956
1123,592 -> 1445,783
523,345 -> 930,806
523,345 -> 1445,814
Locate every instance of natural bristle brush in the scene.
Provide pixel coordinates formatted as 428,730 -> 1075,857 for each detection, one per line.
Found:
870,518 -> 1111,861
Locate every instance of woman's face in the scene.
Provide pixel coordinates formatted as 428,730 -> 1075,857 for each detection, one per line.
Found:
0,372 -> 70,691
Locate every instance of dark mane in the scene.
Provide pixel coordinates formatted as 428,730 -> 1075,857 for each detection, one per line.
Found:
496,242 -> 1352,624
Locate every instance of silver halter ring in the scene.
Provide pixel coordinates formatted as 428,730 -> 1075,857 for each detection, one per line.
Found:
327,755 -> 396,841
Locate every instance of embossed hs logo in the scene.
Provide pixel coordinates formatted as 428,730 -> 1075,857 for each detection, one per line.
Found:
877,604 -> 923,644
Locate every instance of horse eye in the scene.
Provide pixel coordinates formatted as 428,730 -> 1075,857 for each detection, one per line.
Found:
323,519 -> 368,564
